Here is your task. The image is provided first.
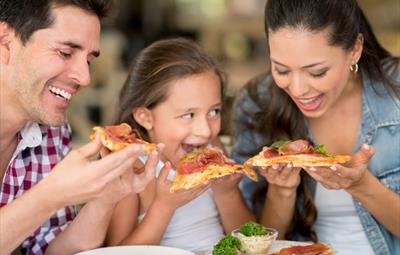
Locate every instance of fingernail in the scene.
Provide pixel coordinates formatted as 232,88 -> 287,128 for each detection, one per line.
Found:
309,167 -> 316,172
272,164 -> 278,170
330,165 -> 337,171
363,144 -> 370,150
287,163 -> 293,169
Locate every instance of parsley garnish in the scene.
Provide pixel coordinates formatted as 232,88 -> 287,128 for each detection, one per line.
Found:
270,140 -> 290,151
239,221 -> 267,236
313,144 -> 332,156
212,234 -> 242,255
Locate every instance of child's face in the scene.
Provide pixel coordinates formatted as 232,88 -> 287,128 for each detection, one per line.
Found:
147,71 -> 222,168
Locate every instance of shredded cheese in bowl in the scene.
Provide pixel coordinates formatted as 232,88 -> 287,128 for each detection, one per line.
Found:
231,227 -> 278,255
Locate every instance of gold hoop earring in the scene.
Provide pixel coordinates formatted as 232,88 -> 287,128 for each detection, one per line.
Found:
350,63 -> 358,73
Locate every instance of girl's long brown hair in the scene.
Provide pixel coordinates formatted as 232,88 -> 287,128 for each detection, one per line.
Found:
115,38 -> 225,139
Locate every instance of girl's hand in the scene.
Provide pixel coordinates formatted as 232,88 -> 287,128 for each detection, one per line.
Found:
303,144 -> 374,190
211,173 -> 243,195
258,163 -> 302,191
154,164 -> 210,211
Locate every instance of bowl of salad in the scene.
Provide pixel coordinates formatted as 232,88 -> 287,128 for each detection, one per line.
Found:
209,222 -> 278,255
231,221 -> 278,255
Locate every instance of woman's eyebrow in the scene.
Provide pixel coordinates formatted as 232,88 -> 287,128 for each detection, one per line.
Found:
271,58 -> 326,69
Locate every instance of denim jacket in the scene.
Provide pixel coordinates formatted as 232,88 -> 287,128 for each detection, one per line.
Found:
232,60 -> 400,255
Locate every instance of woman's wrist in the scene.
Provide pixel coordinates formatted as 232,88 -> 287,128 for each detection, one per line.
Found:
346,170 -> 375,196
267,184 -> 297,199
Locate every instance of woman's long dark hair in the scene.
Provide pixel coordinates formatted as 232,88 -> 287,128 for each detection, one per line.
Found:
239,0 -> 399,242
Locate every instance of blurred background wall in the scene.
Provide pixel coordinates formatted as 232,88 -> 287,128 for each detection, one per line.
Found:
68,0 -> 400,148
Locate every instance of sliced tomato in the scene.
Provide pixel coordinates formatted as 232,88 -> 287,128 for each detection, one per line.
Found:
177,161 -> 203,174
279,139 -> 313,155
177,148 -> 225,174
263,148 -> 279,158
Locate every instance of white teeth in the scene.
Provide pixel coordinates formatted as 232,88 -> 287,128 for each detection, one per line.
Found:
299,96 -> 320,104
48,85 -> 71,100
299,98 -> 314,104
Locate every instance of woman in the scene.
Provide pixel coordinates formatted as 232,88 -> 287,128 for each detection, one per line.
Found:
232,1 -> 399,254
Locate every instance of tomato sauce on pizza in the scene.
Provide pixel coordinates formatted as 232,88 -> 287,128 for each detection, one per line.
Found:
271,243 -> 333,255
170,147 -> 257,192
89,123 -> 157,154
246,139 -> 351,168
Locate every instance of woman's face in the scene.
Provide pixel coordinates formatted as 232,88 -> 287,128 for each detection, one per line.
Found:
268,28 -> 361,119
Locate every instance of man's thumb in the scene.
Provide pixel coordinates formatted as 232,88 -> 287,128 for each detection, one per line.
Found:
77,135 -> 103,159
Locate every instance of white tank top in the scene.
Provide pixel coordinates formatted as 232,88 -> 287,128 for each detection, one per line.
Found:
138,157 -> 224,252
314,183 -> 375,255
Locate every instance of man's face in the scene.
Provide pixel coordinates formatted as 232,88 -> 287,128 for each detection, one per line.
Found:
6,5 -> 101,126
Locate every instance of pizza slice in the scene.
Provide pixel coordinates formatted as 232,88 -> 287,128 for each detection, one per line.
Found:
89,123 -> 158,154
271,243 -> 334,255
245,140 -> 351,168
170,147 -> 258,193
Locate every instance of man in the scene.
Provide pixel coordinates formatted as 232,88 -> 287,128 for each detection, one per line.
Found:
0,1 -> 159,254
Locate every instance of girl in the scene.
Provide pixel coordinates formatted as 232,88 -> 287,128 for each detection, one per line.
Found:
106,38 -> 255,252
232,0 -> 399,255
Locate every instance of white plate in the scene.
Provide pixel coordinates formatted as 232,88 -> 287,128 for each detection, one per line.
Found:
74,245 -> 196,255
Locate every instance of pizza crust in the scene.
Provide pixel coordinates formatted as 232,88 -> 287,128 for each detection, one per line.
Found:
170,164 -> 258,192
89,124 -> 157,154
245,152 -> 351,167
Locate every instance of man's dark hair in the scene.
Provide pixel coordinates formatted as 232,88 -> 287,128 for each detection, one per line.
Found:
0,0 -> 112,44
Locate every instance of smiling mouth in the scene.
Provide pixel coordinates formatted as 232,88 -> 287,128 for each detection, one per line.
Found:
48,85 -> 72,101
181,143 -> 207,153
295,95 -> 323,111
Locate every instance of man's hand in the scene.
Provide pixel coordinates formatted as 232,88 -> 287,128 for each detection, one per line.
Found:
40,137 -> 145,209
96,147 -> 163,206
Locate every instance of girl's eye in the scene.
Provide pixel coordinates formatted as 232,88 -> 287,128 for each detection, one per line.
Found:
208,108 -> 221,118
180,113 -> 194,120
310,69 -> 328,78
59,51 -> 72,59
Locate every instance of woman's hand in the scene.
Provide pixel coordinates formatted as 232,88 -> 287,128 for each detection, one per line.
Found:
258,163 -> 302,191
153,164 -> 210,211
303,144 -> 374,190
